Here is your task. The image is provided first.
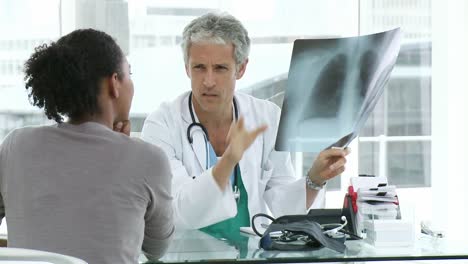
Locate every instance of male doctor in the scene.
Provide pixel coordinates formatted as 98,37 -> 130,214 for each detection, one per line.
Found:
141,12 -> 350,235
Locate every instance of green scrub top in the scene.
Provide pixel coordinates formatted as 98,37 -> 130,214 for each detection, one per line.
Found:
200,144 -> 250,257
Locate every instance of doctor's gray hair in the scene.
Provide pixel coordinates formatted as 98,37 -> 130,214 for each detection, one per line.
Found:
181,12 -> 250,71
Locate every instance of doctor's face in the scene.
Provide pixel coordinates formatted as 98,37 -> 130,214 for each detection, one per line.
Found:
186,42 -> 247,114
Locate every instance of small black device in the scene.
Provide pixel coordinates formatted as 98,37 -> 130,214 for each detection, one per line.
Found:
307,206 -> 360,240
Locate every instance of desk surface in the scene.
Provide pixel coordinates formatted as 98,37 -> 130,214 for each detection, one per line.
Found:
143,230 -> 468,264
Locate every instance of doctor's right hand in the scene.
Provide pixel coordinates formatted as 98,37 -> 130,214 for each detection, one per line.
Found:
212,117 -> 267,190
224,117 -> 268,164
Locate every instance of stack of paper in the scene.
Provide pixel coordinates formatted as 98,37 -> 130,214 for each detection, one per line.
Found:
349,177 -> 400,236
357,185 -> 400,221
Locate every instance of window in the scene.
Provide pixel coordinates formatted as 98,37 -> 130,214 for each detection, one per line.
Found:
1,1 -> 357,194
0,0 -> 430,192
358,0 -> 432,188
0,0 -> 59,139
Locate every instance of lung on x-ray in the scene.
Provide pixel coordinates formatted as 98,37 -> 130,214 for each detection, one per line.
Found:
275,28 -> 401,153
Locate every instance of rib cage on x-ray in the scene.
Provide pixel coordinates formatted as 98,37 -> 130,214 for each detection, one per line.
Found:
275,28 -> 401,153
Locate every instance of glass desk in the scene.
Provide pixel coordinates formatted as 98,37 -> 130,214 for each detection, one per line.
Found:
142,230 -> 468,264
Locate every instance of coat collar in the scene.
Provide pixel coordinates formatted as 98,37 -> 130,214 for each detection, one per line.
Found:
180,91 -> 250,175
180,91 -> 244,125
179,91 -> 256,202
180,91 -> 193,124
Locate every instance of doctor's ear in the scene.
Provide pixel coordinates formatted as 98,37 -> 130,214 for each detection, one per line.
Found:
236,59 -> 249,80
185,64 -> 191,78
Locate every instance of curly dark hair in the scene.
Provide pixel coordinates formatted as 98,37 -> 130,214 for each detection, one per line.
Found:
24,28 -> 125,123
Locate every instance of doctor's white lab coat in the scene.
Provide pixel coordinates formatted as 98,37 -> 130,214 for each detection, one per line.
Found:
141,91 -> 325,229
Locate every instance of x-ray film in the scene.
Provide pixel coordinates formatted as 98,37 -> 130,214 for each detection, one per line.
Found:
275,28 -> 402,153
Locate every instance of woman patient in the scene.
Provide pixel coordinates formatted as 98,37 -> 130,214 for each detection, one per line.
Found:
0,29 -> 173,263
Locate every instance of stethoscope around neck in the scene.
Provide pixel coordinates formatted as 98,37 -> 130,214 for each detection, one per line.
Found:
186,92 -> 241,201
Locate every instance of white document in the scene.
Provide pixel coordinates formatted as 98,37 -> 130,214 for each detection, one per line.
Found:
350,176 -> 388,190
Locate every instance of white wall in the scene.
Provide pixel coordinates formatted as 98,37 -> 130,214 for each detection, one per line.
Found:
431,0 -> 468,239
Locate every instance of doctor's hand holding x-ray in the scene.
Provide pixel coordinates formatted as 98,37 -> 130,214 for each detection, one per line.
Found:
141,12 -> 350,233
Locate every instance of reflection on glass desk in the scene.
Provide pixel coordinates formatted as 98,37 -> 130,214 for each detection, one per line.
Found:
141,229 -> 468,264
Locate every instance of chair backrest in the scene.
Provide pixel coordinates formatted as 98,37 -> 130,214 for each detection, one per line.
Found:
0,248 -> 87,264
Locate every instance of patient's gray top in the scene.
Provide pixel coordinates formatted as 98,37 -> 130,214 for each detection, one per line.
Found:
0,122 -> 174,264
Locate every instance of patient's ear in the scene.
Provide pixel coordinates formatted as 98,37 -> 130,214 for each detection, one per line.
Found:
108,73 -> 120,99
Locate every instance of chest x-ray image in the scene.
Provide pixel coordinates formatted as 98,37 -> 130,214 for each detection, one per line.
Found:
275,28 -> 402,153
